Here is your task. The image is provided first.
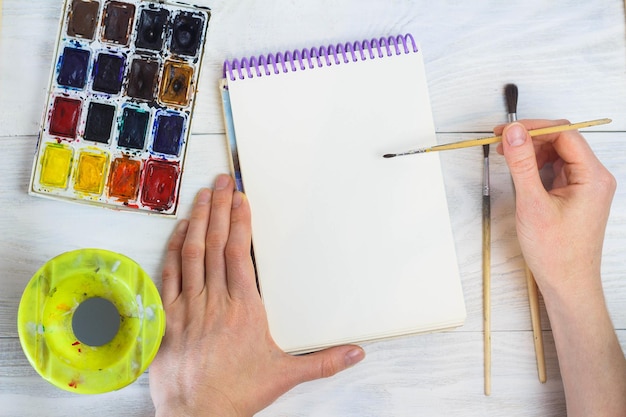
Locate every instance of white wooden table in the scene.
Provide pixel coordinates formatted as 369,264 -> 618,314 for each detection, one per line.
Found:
1,1 -> 625,416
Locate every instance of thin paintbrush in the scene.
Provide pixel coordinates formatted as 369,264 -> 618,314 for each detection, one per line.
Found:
505,83 -> 547,384
482,143 -> 492,396
382,118 -> 611,158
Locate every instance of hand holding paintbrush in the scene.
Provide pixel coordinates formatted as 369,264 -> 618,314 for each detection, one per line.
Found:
494,118 -> 624,416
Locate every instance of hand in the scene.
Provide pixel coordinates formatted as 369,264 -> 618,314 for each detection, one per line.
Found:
496,120 -> 616,300
149,174 -> 365,417
497,120 -> 625,417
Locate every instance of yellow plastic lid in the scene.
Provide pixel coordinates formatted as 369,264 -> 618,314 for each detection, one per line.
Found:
17,249 -> 165,394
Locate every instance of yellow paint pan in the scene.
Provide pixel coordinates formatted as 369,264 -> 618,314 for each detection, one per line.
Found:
17,249 -> 165,394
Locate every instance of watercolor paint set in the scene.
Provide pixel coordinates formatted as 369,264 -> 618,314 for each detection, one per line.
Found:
29,0 -> 210,215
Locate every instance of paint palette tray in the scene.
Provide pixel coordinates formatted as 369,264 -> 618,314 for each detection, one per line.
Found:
29,0 -> 210,215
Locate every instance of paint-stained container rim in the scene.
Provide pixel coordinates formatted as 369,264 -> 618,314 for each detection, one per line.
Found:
17,249 -> 165,394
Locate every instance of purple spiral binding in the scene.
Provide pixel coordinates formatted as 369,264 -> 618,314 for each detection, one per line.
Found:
223,34 -> 418,81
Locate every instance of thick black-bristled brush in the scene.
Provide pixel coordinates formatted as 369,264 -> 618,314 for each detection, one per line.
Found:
505,83 -> 518,123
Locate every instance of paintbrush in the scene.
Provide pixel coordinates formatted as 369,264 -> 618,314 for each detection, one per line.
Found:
482,143 -> 492,396
382,118 -> 611,158
505,83 -> 547,384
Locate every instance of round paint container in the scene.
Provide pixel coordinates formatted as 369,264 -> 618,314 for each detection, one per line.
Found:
17,249 -> 165,394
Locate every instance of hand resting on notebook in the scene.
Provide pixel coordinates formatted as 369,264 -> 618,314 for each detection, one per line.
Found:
497,120 -> 626,417
148,174 -> 365,417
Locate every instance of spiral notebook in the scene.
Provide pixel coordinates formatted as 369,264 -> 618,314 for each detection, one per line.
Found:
220,34 -> 466,353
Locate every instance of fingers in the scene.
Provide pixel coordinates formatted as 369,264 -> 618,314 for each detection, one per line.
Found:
161,219 -> 189,306
180,188 -> 213,296
288,345 -> 365,385
494,119 -> 569,136
171,174 -> 255,303
494,119 -> 568,158
547,129 -> 599,168
205,174 -> 236,297
225,191 -> 257,300
501,122 -> 547,204
496,119 -> 605,182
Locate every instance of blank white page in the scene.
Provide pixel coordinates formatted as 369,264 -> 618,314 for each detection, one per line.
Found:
225,39 -> 466,353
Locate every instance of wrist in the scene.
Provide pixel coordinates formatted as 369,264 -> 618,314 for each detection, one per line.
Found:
541,274 -> 609,328
534,265 -> 603,309
155,407 -> 192,417
155,405 -> 232,417
154,400 -> 197,417
154,393 -> 241,417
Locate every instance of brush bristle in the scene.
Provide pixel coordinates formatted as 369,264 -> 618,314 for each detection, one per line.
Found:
483,144 -> 490,158
383,153 -> 396,158
505,84 -> 518,114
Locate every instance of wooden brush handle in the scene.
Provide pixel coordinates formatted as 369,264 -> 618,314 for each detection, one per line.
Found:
483,195 -> 491,395
430,118 -> 612,152
525,264 -> 547,383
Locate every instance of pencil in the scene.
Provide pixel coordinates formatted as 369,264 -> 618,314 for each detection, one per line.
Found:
482,144 -> 492,396
382,118 -> 611,158
505,84 -> 546,384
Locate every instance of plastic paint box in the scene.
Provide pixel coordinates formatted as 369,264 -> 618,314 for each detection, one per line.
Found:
29,0 -> 211,215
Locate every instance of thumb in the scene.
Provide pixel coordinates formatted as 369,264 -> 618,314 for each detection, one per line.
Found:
290,345 -> 365,383
501,122 -> 546,202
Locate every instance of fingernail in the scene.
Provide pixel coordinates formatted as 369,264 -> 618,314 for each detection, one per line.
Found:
231,191 -> 244,208
505,123 -> 527,147
215,174 -> 230,190
195,188 -> 211,205
344,348 -> 365,367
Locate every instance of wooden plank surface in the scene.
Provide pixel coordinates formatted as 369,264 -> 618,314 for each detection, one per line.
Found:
1,0 -> 625,415
2,332 -> 626,417
1,0 -> 625,137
